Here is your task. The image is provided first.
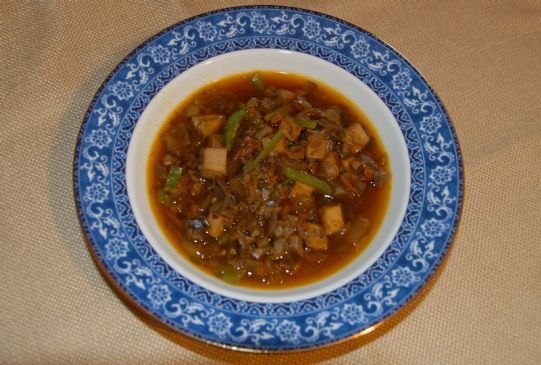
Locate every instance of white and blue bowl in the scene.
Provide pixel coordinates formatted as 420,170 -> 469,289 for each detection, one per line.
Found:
74,6 -> 463,351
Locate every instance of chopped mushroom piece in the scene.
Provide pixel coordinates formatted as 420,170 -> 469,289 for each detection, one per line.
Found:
306,133 -> 326,159
201,148 -> 227,177
192,114 -> 226,136
320,153 -> 340,179
207,212 -> 224,238
344,122 -> 370,152
320,204 -> 345,234
279,115 -> 303,141
302,223 -> 328,250
208,134 -> 224,148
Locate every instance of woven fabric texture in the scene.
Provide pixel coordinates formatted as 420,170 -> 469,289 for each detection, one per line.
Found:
0,1 -> 540,364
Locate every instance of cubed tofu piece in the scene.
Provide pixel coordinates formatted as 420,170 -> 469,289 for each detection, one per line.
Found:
192,114 -> 226,137
320,204 -> 345,235
201,148 -> 227,177
344,123 -> 370,152
270,137 -> 287,156
279,116 -> 303,141
207,212 -> 224,238
320,153 -> 340,179
302,223 -> 328,250
306,133 -> 326,159
289,181 -> 315,198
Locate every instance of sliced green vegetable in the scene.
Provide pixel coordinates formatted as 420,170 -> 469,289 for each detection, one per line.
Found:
165,166 -> 183,189
294,117 -> 317,129
243,131 -> 284,174
158,189 -> 172,205
221,266 -> 245,284
224,109 -> 246,150
285,167 -> 333,195
250,73 -> 265,92
218,231 -> 232,245
280,178 -> 293,186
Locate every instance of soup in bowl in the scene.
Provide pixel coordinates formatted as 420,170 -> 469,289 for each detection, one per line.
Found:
126,49 -> 410,303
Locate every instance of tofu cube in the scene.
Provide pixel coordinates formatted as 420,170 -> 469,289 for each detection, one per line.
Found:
320,204 -> 345,235
344,123 -> 370,152
279,116 -> 303,141
302,223 -> 328,250
306,133 -> 326,159
207,212 -> 224,238
201,148 -> 227,177
192,115 -> 225,136
289,181 -> 315,198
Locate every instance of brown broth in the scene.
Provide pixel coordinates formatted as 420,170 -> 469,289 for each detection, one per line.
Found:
147,71 -> 391,289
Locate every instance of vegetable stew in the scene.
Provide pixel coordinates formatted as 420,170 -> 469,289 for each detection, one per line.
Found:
148,71 -> 391,288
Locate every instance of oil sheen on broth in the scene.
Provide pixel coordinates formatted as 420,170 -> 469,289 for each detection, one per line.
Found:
147,71 -> 391,289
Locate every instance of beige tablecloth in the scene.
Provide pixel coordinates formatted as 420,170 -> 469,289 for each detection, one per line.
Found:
1,1 -> 540,364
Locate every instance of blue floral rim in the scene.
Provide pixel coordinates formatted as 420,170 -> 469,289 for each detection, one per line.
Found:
74,6 -> 463,351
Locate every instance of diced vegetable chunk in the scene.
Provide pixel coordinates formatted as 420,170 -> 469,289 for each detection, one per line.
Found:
320,204 -> 345,234
165,166 -> 183,189
306,133 -> 326,159
221,266 -> 245,283
192,114 -> 225,136
207,212 -> 224,238
320,153 -> 340,179
289,181 -> 315,198
302,223 -> 328,250
208,134 -> 224,148
344,122 -> 370,152
342,157 -> 355,171
279,115 -> 303,141
201,148 -> 227,177
270,137 -> 287,156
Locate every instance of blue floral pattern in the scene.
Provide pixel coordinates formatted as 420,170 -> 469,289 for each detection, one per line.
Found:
302,16 -> 321,39
109,81 -> 133,100
350,37 -> 370,59
148,284 -> 172,308
74,6 -> 463,351
85,129 -> 112,149
392,70 -> 412,91
83,183 -> 109,204
148,45 -> 171,64
276,320 -> 301,343
391,267 -> 419,288
208,313 -> 233,339
419,114 -> 442,134
105,238 -> 128,260
340,304 -> 367,325
250,12 -> 269,33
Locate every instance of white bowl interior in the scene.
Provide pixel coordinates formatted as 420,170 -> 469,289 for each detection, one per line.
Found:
126,49 -> 410,303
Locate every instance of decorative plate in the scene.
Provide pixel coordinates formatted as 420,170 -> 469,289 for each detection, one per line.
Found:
74,6 -> 463,351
